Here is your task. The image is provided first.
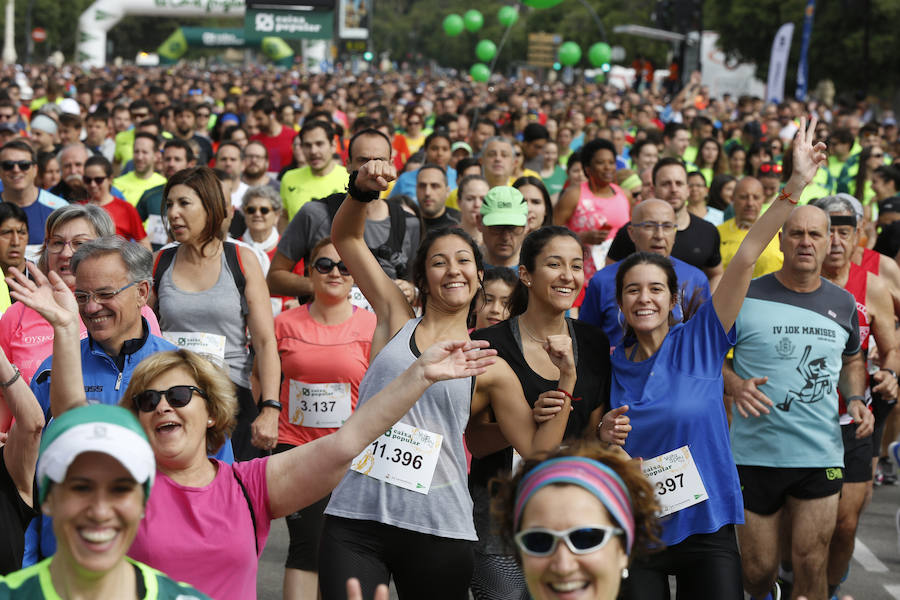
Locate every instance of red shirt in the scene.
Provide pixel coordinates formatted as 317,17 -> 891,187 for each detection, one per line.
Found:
251,126 -> 296,172
88,198 -> 147,242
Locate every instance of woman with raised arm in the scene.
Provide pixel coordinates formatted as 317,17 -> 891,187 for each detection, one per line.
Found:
609,119 -> 826,598
317,131 -> 580,600
6,264 -> 496,600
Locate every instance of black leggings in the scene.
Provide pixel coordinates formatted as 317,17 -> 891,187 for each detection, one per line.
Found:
231,384 -> 260,462
470,551 -> 529,600
620,524 -> 743,600
318,516 -> 474,600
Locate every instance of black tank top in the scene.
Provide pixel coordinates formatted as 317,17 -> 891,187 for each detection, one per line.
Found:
469,317 -> 611,552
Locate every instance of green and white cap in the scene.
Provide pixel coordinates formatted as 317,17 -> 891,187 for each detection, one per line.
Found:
480,186 -> 528,227
38,404 -> 155,504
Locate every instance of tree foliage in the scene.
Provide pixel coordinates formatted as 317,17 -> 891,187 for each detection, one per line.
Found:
372,0 -> 669,73
705,0 -> 900,97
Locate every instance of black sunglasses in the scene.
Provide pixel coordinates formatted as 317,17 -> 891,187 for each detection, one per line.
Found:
245,206 -> 271,215
313,257 -> 350,276
134,385 -> 207,412
1,160 -> 33,171
84,176 -> 107,185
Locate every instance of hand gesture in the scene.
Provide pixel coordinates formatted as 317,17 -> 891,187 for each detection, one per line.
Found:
420,339 -> 497,384
733,376 -> 774,418
251,407 -> 279,451
356,159 -> 397,193
788,116 -> 828,188
871,369 -> 899,402
598,405 -> 631,446
346,578 -> 389,600
848,400 -> 874,438
533,390 -> 569,424
543,334 -> 575,375
6,267 -> 79,329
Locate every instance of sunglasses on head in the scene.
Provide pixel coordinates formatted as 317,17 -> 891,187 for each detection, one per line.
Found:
514,525 -> 623,557
313,257 -> 350,276
84,176 -> 107,185
245,206 -> 271,215
1,160 -> 33,171
758,163 -> 782,175
134,385 -> 207,413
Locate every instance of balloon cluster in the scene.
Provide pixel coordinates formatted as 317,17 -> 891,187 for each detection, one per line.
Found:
559,41 -> 612,67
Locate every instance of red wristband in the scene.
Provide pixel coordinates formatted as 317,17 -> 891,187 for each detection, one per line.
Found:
557,388 -> 581,402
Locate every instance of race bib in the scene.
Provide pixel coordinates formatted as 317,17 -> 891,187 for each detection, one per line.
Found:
288,381 -> 352,428
641,445 -> 709,517
162,332 -> 227,365
348,285 -> 374,313
350,422 -> 443,495
146,215 -> 169,247
511,448 -> 523,474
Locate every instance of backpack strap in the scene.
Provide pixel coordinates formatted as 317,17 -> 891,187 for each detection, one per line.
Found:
151,246 -> 178,300
223,241 -> 249,317
231,467 -> 259,556
384,199 -> 407,255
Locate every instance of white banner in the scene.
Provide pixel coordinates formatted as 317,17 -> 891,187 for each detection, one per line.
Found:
766,23 -> 795,104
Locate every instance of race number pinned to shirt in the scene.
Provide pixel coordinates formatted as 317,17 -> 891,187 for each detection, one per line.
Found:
288,380 -> 351,428
641,445 -> 709,517
162,332 -> 227,366
350,422 -> 443,495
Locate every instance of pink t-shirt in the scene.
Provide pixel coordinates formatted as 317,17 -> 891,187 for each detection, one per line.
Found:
129,457 -> 272,600
566,181 -> 630,279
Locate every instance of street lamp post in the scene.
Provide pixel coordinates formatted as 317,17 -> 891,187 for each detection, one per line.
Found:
2,0 -> 16,64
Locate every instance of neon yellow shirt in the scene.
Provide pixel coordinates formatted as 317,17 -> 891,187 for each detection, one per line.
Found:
280,165 -> 349,220
718,218 -> 783,278
114,171 -> 167,207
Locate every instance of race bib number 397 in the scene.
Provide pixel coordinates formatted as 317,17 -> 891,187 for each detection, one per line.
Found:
641,445 -> 709,517
350,422 -> 443,495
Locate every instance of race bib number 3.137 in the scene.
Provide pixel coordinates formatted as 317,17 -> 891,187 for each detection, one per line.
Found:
641,445 -> 709,517
288,381 -> 351,428
350,422 -> 443,495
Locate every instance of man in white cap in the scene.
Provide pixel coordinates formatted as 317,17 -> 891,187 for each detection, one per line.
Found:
28,114 -> 58,154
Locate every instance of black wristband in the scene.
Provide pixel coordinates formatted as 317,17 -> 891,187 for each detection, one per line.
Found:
880,368 -> 897,381
845,395 -> 866,406
347,170 -> 379,203
259,399 -> 283,412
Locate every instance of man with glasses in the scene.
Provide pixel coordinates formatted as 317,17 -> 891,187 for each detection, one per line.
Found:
718,177 -> 784,279
136,139 -> 196,250
113,99 -> 152,173
241,141 -> 279,193
194,103 -> 213,140
0,100 -> 24,135
0,140 -> 66,254
580,198 -> 710,347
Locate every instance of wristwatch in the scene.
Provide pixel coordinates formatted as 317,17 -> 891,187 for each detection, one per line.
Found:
259,399 -> 283,412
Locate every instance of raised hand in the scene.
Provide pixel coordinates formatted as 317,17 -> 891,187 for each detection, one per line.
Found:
543,334 -> 575,375
420,339 -> 497,384
788,116 -> 828,188
598,405 -> 631,446
6,266 -> 78,329
356,158 -> 397,193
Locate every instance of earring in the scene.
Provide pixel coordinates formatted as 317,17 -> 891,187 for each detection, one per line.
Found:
621,567 -> 629,580
207,419 -> 214,426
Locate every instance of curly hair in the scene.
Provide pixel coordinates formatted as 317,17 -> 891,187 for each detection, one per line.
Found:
491,440 -> 661,561
120,349 -> 238,454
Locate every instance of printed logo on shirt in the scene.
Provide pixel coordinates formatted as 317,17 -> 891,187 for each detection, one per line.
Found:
825,467 -> 843,481
776,345 -> 832,412
288,186 -> 297,192
774,337 -> 796,359
85,385 -> 104,393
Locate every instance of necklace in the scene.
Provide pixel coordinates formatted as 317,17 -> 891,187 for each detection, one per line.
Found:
518,317 -> 567,344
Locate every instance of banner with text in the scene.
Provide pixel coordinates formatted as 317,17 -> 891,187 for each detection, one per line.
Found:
245,9 -> 333,40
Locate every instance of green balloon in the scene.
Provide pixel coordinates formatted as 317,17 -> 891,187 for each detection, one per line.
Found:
498,6 -> 518,27
588,42 -> 611,67
443,14 -> 464,37
464,9 -> 484,32
475,39 -> 497,62
523,0 -> 564,8
558,41 -> 581,66
470,63 -> 491,83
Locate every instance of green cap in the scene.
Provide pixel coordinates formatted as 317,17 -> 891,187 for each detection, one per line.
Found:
38,404 -> 155,504
480,186 -> 528,227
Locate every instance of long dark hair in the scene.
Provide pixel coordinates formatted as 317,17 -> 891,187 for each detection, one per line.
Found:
614,252 -> 704,342
412,227 -> 484,317
854,144 -> 883,201
513,176 -> 553,228
508,226 -> 581,317
708,174 -> 736,211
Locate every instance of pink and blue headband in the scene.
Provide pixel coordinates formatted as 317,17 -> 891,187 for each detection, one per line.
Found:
514,456 -> 635,554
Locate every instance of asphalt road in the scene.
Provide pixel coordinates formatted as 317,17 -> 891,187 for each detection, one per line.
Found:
257,483 -> 900,599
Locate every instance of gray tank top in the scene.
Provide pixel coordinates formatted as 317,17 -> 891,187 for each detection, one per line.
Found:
157,250 -> 252,388
325,317 -> 477,540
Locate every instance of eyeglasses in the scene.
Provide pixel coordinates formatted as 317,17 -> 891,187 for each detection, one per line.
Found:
133,385 -> 207,413
245,206 -> 271,215
758,163 -> 783,175
47,237 -> 89,254
313,257 -> 350,275
515,525 -> 623,557
633,221 -> 677,233
84,176 -> 107,186
1,160 -> 33,171
73,281 -> 138,305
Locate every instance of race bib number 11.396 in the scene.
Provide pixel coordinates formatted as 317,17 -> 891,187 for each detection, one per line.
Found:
350,422 -> 443,495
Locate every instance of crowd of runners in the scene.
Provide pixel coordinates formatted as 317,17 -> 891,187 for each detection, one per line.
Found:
0,61 -> 895,600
